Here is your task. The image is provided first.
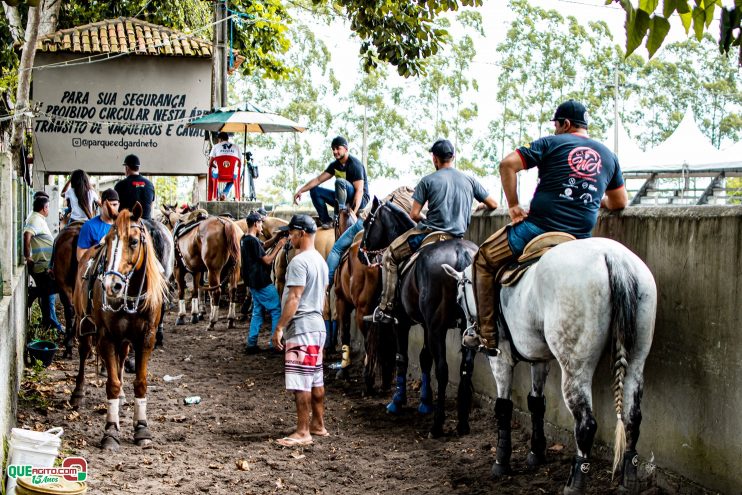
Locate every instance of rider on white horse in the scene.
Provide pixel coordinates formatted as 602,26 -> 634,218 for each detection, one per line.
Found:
473,99 -> 629,355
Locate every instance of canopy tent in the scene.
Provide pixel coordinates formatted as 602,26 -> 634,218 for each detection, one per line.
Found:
622,107 -> 732,173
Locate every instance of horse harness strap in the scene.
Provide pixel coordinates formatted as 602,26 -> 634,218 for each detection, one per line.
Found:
498,232 -> 576,287
173,218 -> 206,274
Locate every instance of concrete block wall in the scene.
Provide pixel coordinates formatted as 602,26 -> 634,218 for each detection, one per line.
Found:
402,206 -> 742,494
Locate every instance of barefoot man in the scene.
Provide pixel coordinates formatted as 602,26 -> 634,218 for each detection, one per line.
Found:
272,214 -> 330,446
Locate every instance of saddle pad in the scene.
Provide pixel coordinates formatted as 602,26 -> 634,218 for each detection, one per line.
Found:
498,232 -> 576,287
399,231 -> 456,279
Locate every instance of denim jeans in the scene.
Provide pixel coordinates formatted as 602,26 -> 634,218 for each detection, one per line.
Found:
327,220 -> 364,284
247,285 -> 282,348
309,179 -> 367,224
506,220 -> 547,256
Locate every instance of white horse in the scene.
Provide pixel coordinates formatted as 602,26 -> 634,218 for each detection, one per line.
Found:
443,237 -> 657,495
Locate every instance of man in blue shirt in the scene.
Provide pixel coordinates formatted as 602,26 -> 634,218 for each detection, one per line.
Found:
473,100 -> 629,355
77,189 -> 120,260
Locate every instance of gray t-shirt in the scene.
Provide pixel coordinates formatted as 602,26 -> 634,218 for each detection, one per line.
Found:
281,249 -> 328,338
413,167 -> 489,236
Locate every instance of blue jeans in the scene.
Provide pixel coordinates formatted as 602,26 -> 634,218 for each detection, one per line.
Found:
506,220 -> 547,256
48,294 -> 63,332
327,220 -> 364,284
247,285 -> 281,348
309,179 -> 367,224
222,182 -> 233,196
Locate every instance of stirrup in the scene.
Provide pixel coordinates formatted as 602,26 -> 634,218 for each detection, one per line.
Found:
363,307 -> 397,324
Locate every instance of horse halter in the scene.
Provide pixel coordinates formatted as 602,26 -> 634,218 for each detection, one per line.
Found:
359,203 -> 387,267
100,222 -> 148,314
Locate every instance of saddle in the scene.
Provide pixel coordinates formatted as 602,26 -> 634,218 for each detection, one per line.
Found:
498,232 -> 576,287
173,209 -> 209,239
399,231 -> 456,279
80,244 -> 106,336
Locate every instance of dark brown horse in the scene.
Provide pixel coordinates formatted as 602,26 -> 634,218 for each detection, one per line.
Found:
51,221 -> 84,358
173,216 -> 242,329
334,236 -> 395,394
71,205 -> 168,450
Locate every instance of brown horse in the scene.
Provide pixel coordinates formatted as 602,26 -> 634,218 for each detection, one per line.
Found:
51,221 -> 84,358
173,215 -> 242,329
70,205 -> 168,450
274,226 -> 334,296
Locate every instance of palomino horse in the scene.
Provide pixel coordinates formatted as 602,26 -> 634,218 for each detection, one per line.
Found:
71,205 -> 169,450
173,215 -> 242,329
443,238 -> 656,494
274,226 -> 334,295
53,218 -> 173,357
360,198 -> 479,437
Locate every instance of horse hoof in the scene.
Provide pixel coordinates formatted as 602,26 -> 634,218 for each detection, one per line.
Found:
227,319 -> 235,329
456,423 -> 471,436
526,451 -> 547,468
490,461 -> 511,478
428,427 -> 444,439
198,313 -> 205,322
386,400 -> 404,414
176,316 -> 186,326
207,322 -> 216,331
136,438 -> 154,449
155,339 -> 164,349
70,394 -> 83,410
417,402 -> 434,415
190,314 -> 199,324
124,357 -> 136,374
101,437 -> 120,451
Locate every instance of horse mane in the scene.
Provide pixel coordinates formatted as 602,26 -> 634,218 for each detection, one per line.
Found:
382,201 -> 416,229
114,210 -> 168,314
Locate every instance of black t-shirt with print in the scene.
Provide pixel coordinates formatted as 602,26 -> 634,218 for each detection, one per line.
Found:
240,234 -> 272,289
324,154 -> 369,207
517,133 -> 624,238
114,174 -> 156,220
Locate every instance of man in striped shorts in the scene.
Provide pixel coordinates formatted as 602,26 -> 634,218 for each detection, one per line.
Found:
272,214 -> 329,447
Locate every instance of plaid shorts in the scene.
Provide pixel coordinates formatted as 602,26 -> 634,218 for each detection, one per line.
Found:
284,332 -> 325,392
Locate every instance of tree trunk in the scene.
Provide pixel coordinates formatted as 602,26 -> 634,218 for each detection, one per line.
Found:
10,5 -> 41,176
3,4 -> 23,42
38,0 -> 61,37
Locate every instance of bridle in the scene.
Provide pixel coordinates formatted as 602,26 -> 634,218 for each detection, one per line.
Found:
99,222 -> 148,314
359,204 -> 388,267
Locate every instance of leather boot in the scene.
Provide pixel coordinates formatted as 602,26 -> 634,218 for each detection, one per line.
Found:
473,226 -> 513,355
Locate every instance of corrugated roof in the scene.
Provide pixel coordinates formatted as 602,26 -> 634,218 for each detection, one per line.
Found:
35,17 -> 244,71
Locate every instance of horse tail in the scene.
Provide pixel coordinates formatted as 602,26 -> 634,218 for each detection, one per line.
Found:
605,252 -> 639,477
223,219 -> 241,266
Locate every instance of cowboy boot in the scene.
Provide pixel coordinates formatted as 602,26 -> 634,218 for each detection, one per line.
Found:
473,227 -> 513,356
364,252 -> 398,324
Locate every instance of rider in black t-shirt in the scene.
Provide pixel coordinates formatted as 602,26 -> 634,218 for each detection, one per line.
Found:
292,136 -> 369,229
473,100 -> 629,355
114,154 -> 156,220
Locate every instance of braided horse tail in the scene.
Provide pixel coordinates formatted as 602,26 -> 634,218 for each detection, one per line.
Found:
605,253 -> 640,477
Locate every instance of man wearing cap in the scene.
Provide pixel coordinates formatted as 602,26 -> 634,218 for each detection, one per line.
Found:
210,132 -> 242,200
76,188 -> 120,261
365,139 -> 499,325
241,211 -> 287,354
272,214 -> 329,446
115,154 -> 155,220
293,136 -> 369,229
473,99 -> 628,355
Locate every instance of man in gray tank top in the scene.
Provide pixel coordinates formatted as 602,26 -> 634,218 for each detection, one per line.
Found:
364,139 -> 499,324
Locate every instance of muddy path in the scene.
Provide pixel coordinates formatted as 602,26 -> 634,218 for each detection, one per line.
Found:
17,311 -> 670,495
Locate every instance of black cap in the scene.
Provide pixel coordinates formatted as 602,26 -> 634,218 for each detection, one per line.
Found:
217,131 -> 229,141
278,214 -> 317,234
256,207 -> 268,218
551,99 -> 589,126
429,139 -> 455,160
101,188 -> 119,202
331,136 -> 348,149
123,154 -> 140,168
246,212 -> 262,223
33,190 -> 49,199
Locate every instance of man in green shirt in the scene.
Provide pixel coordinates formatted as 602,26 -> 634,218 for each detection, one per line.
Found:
24,196 -> 55,329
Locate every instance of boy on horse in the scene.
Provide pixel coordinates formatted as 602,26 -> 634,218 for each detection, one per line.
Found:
76,189 -> 120,261
473,99 -> 629,355
365,139 -> 498,325
293,136 -> 369,230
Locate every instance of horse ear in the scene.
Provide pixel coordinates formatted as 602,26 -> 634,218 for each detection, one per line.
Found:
132,202 -> 143,221
441,263 -> 462,281
372,196 -> 380,210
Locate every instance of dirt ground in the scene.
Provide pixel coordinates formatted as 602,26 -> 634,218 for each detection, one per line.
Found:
16,311 -> 682,495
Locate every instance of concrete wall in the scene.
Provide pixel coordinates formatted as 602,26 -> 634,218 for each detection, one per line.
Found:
402,207 -> 741,494
0,152 -> 29,465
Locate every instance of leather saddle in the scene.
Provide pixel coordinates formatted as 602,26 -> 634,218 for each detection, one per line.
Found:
173,209 -> 209,240
400,231 -> 456,278
498,232 -> 576,287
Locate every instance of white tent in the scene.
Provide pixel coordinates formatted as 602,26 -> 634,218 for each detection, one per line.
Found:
622,107 -> 728,173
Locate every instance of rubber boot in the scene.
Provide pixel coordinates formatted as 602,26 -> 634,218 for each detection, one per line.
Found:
526,394 -> 547,467
491,398 -> 513,477
564,455 -> 590,495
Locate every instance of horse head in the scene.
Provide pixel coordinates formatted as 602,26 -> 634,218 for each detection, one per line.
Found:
359,197 -> 416,266
442,264 -> 477,324
101,202 -> 166,313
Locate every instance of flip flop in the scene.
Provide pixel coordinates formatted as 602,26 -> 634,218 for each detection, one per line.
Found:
310,430 -> 330,437
276,436 -> 313,447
